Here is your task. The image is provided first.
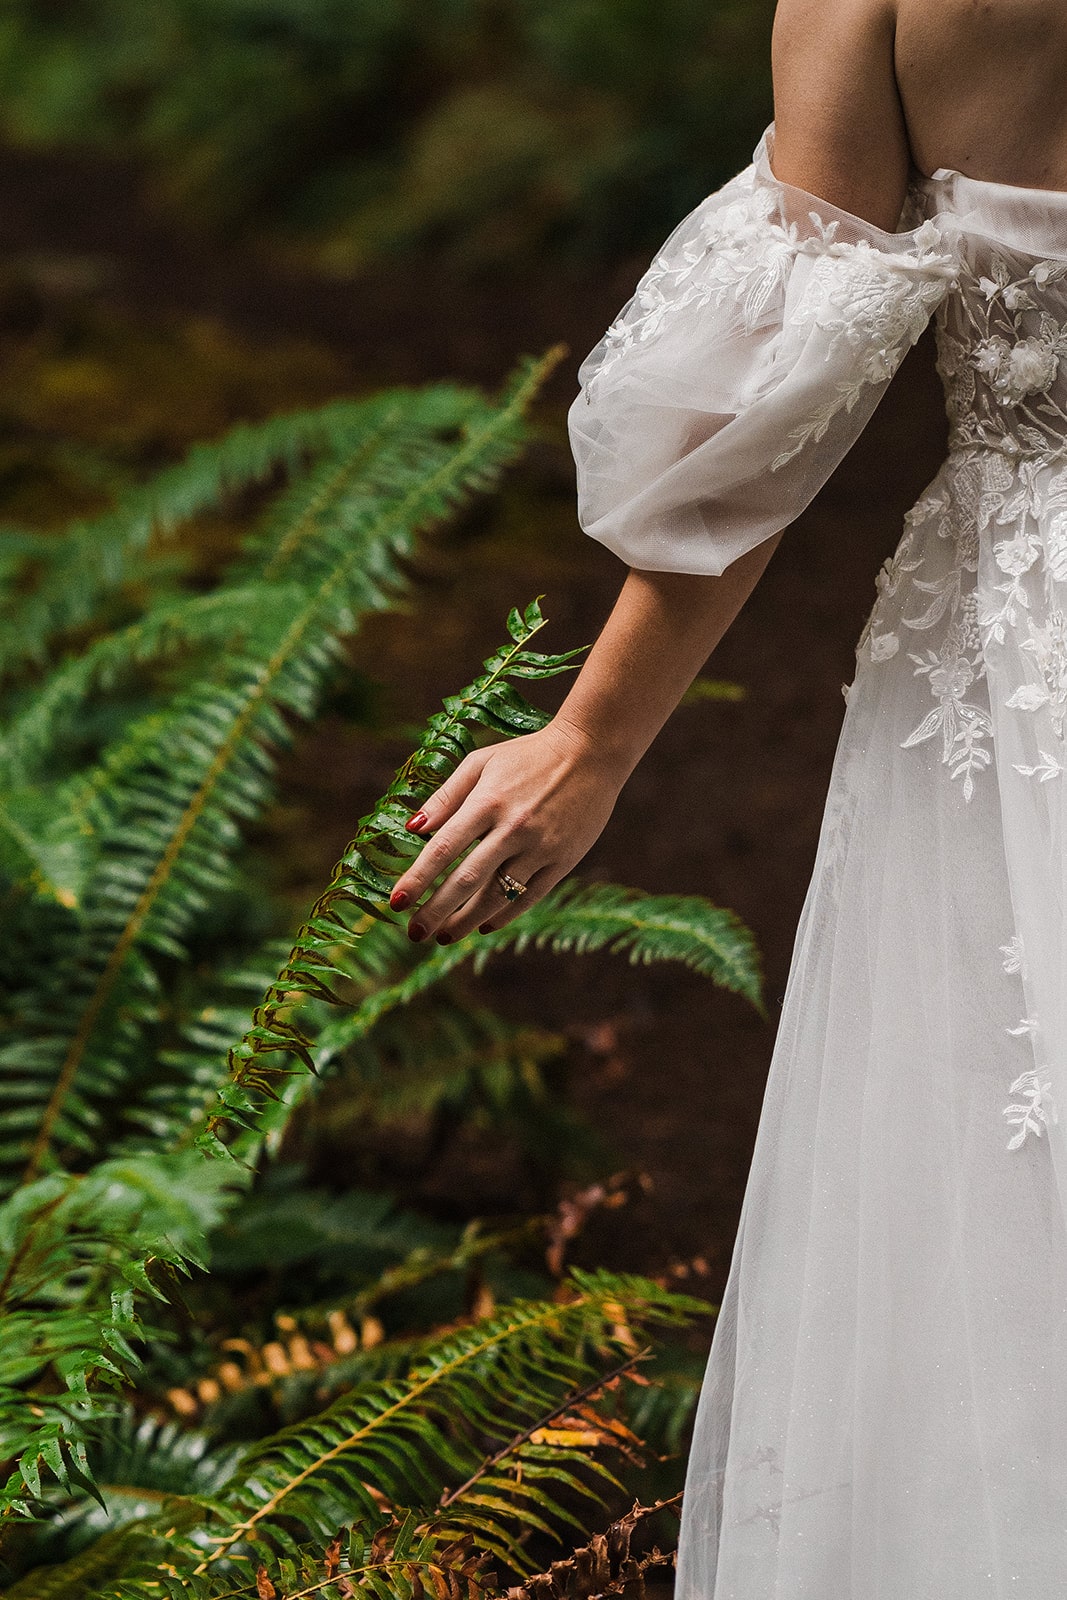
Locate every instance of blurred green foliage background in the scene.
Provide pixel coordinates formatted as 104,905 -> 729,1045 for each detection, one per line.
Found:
0,0 -> 774,272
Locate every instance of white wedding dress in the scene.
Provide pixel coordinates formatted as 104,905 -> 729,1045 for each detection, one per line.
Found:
567,125 -> 1067,1597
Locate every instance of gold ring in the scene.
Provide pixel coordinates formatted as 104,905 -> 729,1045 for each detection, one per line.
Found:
495,869 -> 527,903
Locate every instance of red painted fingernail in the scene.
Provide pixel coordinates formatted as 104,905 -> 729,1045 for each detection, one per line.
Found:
406,811 -> 429,833
479,922 -> 494,935
408,922 -> 426,942
436,931 -> 453,946
390,890 -> 409,910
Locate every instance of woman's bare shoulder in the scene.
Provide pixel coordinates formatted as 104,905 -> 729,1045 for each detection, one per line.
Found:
770,0 -> 909,230
895,0 -> 1067,185
772,0 -> 1067,208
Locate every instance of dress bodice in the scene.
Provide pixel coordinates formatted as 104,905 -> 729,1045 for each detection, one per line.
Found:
912,167 -> 1067,463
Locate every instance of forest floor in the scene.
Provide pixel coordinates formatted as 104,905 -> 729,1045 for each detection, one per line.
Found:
0,139 -> 951,1303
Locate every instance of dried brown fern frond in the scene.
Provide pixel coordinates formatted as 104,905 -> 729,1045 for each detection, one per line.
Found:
502,1497 -> 682,1600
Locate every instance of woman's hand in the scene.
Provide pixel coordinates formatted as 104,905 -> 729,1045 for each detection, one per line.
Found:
388,717 -> 625,945
387,547 -> 784,946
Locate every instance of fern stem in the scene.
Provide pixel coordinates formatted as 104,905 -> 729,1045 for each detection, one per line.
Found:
438,1347 -> 650,1510
201,582 -> 566,1132
260,407 -> 402,580
201,589 -> 558,1142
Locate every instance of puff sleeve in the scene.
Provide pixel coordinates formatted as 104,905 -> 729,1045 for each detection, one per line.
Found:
567,124 -> 960,575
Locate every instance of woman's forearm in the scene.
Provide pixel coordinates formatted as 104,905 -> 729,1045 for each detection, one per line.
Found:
554,533 -> 784,781
387,533 -> 782,943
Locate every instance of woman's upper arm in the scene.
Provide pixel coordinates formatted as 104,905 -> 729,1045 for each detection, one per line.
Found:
770,0 -> 911,230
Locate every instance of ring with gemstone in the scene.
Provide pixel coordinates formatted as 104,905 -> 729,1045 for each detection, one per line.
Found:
495,869 -> 528,903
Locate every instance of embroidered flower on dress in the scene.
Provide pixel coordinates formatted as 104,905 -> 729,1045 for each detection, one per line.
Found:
1009,337 -> 1060,397
902,629 -> 992,802
993,527 -> 1043,576
972,335 -> 1060,406
1003,283 -> 1038,314
1031,260 -> 1063,288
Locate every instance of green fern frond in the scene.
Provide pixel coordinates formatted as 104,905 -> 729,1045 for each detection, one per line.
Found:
208,1177 -> 455,1283
0,1153 -> 235,1518
2,1381 -> 681,1598
324,999 -> 566,1124
1,1500 -> 208,1600
0,794 -> 90,909
623,1343 -> 711,1460
488,880 -> 764,1006
199,596 -> 587,1158
10,1516 -> 498,1600
0,1245 -> 704,1592
1,1408 -> 240,1589
0,586 -> 300,787
8,1277 -> 698,1597
2,355 -> 553,1190
181,1180 -> 643,1433
111,942 -> 295,1155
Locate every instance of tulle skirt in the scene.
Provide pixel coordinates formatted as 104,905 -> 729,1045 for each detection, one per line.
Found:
675,464 -> 1067,1597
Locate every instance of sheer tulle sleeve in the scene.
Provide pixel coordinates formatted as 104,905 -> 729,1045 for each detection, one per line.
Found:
566,124 -> 961,575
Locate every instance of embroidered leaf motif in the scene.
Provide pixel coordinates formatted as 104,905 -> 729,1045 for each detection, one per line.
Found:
1003,1068 -> 1059,1151
1013,751 -> 1065,780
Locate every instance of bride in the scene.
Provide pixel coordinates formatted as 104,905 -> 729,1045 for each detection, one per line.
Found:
390,1 -> 1067,1593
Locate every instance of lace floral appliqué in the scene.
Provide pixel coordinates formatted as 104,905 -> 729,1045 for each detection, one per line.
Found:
861,476 -> 993,802
584,167 -> 956,466
864,240 -> 1067,798
772,225 -> 955,468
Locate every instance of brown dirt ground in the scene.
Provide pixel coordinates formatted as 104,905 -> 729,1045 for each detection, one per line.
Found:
0,141 -> 951,1304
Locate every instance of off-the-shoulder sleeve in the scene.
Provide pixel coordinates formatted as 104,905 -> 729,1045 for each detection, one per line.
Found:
567,124 -> 960,575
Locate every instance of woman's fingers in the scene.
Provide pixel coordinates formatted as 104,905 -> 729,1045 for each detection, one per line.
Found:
426,856 -> 557,944
467,862 -> 562,940
404,748 -> 489,838
390,797 -> 494,912
389,752 -> 496,913
403,832 -> 515,937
